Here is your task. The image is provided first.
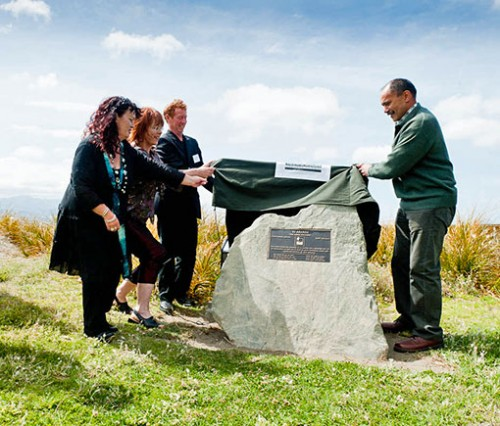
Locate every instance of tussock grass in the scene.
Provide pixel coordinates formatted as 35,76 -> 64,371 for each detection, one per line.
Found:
368,214 -> 500,300
191,212 -> 226,305
369,223 -> 395,267
441,215 -> 499,295
1,211 -> 498,303
0,212 -> 54,256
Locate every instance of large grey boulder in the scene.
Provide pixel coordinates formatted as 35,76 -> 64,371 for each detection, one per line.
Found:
209,204 -> 388,361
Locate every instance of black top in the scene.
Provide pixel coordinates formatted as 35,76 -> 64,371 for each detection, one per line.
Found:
49,137 -> 184,281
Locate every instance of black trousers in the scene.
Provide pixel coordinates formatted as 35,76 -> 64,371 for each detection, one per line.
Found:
82,268 -> 120,337
157,211 -> 198,302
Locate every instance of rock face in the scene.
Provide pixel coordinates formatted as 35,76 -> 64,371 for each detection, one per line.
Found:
209,204 -> 388,361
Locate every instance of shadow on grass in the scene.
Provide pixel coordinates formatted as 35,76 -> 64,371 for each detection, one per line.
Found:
445,331 -> 500,364
118,319 -> 362,380
0,341 -> 134,409
121,310 -> 500,371
0,291 -> 76,334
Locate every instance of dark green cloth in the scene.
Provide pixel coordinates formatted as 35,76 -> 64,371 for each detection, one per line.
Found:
212,158 -> 376,211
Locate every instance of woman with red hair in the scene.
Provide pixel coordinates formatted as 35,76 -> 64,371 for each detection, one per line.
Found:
114,107 -> 178,328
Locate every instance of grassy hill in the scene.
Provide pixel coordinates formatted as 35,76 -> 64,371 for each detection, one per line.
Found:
0,214 -> 499,425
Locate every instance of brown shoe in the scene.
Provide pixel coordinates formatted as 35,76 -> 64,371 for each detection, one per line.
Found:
381,319 -> 411,334
394,336 -> 444,353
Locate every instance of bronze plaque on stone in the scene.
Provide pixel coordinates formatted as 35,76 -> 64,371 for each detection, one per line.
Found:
268,228 -> 331,262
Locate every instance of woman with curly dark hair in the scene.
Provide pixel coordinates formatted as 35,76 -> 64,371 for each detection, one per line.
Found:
49,96 -> 211,342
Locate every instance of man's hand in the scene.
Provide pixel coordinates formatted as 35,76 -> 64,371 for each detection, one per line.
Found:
356,163 -> 372,177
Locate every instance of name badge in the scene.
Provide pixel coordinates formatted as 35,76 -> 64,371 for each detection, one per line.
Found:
192,154 -> 200,163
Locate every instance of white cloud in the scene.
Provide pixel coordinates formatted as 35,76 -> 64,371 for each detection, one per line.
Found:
102,31 -> 185,59
13,124 -> 81,139
210,84 -> 343,144
434,95 -> 500,147
0,0 -> 50,21
9,72 -> 58,89
265,42 -> 286,55
12,145 -> 45,159
0,155 -> 70,197
27,100 -> 94,113
0,144 -> 71,198
33,72 -> 58,89
0,23 -> 13,33
312,147 -> 339,163
494,0 -> 500,10
351,145 -> 391,163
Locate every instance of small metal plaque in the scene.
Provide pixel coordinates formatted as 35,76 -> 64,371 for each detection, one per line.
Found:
268,228 -> 331,263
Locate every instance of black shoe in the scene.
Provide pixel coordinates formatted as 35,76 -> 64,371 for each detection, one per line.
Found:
160,299 -> 174,314
115,296 -> 132,314
128,309 -> 160,329
105,322 -> 118,333
86,330 -> 116,343
176,296 -> 196,307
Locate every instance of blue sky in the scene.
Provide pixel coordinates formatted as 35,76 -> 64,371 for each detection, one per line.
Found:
1,0 -> 499,222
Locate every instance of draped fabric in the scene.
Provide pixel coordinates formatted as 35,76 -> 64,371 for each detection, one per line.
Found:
212,159 -> 376,211
212,158 -> 381,259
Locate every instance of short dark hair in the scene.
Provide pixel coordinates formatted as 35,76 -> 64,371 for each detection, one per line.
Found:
383,78 -> 417,98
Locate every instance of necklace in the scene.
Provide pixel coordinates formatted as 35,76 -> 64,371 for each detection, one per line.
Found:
104,143 -> 128,195
102,142 -> 131,278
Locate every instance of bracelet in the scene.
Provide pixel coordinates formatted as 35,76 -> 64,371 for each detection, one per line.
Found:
105,215 -> 117,223
102,207 -> 110,217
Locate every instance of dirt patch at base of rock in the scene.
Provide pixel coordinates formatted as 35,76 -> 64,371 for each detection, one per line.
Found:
156,307 -> 453,373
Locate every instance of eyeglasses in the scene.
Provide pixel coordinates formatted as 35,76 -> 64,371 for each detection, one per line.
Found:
151,126 -> 163,132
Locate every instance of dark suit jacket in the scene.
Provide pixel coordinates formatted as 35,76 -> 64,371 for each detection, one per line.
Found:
156,130 -> 213,219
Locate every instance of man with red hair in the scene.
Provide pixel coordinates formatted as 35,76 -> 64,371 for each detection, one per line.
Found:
156,99 -> 213,313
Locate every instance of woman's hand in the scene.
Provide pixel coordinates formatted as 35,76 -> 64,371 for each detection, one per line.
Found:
181,174 -> 207,187
104,214 -> 121,232
184,165 -> 215,179
93,204 -> 121,232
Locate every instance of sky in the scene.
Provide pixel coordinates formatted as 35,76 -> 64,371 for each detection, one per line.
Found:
1,0 -> 499,223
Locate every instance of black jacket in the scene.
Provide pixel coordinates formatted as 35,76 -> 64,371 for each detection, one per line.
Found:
49,137 -> 184,280
156,130 -> 213,219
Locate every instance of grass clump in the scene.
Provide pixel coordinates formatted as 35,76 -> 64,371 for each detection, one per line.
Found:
369,213 -> 500,299
0,212 -> 54,256
440,215 -> 499,295
190,211 -> 226,305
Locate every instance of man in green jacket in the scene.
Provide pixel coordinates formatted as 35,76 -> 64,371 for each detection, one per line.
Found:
357,78 -> 457,353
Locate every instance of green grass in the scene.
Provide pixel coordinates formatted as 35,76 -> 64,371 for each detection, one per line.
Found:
0,254 -> 498,425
